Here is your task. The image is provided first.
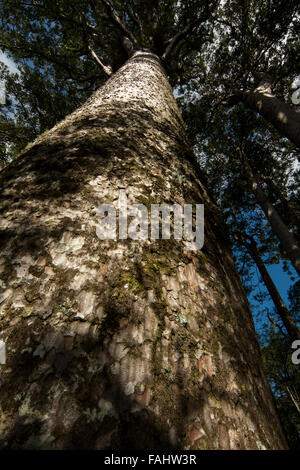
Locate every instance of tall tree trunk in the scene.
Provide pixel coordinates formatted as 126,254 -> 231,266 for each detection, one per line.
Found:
243,237 -> 300,341
242,152 -> 300,277
264,177 -> 300,238
236,81 -> 300,147
0,51 -> 286,450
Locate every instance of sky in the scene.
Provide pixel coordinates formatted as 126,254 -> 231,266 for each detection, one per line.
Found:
0,52 -> 18,102
0,51 -> 21,115
0,51 -> 19,74
267,262 -> 296,304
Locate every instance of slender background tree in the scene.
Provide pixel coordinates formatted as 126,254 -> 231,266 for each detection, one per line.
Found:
0,0 -> 298,449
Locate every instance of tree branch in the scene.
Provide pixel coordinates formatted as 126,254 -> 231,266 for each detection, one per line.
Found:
162,20 -> 199,61
0,42 -> 103,84
88,45 -> 112,76
127,0 -> 144,38
252,71 -> 275,93
162,7 -> 213,62
99,0 -> 138,53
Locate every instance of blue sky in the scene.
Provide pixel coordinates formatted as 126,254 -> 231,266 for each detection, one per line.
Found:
267,261 -> 297,304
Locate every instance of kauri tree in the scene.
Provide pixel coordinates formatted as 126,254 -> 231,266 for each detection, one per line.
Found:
0,0 -> 288,449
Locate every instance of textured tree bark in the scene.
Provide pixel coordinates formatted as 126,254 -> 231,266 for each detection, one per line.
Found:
237,84 -> 300,147
244,239 -> 300,341
242,154 -> 300,277
0,51 -> 287,449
